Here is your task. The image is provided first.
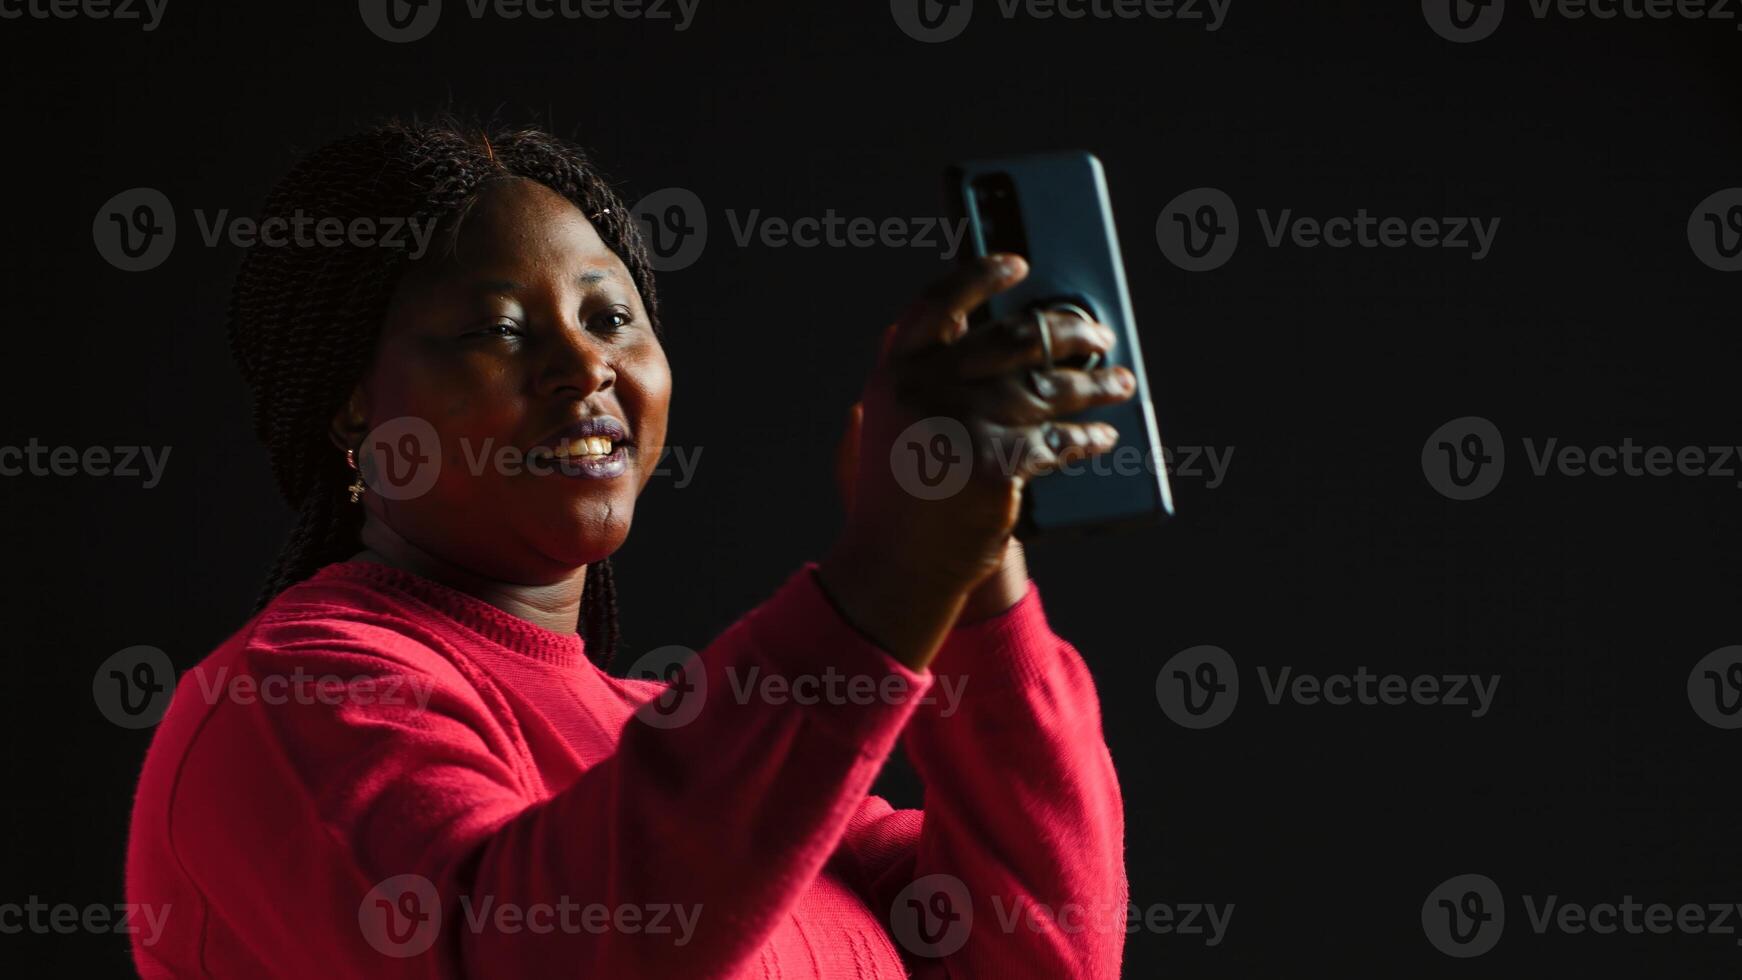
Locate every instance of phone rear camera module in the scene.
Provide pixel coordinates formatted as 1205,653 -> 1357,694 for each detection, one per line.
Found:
970,173 -> 1030,259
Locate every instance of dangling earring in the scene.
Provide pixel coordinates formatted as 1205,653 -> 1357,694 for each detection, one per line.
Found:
345,448 -> 366,504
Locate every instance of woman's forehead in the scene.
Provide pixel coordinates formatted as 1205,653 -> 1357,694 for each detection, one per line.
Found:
410,179 -> 626,286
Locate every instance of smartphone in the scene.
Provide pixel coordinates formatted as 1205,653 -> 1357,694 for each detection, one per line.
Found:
944,151 -> 1175,536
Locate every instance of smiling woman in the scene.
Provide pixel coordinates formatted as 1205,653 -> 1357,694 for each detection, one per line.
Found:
124,118 -> 1138,978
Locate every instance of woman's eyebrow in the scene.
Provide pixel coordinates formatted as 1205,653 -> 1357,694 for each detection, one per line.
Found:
463,270 -> 614,293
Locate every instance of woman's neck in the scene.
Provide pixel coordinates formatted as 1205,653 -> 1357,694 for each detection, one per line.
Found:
354,518 -> 588,634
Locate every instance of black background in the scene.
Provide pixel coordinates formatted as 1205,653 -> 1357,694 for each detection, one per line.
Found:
3,0 -> 1740,975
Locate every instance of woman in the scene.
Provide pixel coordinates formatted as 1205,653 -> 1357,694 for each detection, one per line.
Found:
126,120 -> 1137,978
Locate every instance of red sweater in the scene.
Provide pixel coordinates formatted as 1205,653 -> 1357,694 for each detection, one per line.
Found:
126,561 -> 1126,978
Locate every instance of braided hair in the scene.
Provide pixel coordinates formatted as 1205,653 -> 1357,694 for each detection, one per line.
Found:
228,118 -> 659,667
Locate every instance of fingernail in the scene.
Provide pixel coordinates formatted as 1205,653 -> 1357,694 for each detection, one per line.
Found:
992,254 -> 1024,280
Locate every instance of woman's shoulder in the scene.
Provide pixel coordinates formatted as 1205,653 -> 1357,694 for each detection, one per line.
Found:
125,566 -> 525,926
243,560 -> 468,669
130,563 -> 522,844
143,562 -> 499,760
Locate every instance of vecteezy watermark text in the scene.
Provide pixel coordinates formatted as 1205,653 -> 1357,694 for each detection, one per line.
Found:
629,188 -> 970,272
347,417 -> 705,502
1424,0 -> 1741,44
1156,645 -> 1501,729
359,0 -> 700,43
358,874 -> 700,958
93,188 -> 438,272
0,0 -> 167,30
1156,187 -> 1501,271
888,873 -> 1232,959
891,0 -> 1229,44
0,897 -> 171,946
187,665 -> 439,712
622,644 -> 969,730
2,439 -> 170,488
888,416 -> 1230,501
1424,873 -> 1742,958
1423,416 -> 1742,501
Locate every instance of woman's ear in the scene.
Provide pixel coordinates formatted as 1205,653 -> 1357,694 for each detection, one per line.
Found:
329,385 -> 370,451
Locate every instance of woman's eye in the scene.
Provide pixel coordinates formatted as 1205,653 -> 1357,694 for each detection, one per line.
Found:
474,319 -> 523,339
591,307 -> 634,333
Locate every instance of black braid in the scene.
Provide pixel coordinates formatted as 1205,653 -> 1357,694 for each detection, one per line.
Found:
579,558 -> 620,670
228,117 -> 658,667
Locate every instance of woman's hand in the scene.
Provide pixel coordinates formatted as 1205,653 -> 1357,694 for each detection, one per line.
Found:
815,254 -> 1136,670
834,408 -> 1031,628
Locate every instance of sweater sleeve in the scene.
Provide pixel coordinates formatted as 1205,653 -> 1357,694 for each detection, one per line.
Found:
831,579 -> 1128,979
163,566 -> 930,979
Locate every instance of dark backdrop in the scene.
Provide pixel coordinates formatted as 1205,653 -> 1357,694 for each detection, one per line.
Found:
2,1 -> 1739,975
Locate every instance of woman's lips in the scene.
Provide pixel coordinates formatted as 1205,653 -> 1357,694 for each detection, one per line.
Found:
529,417 -> 634,481
533,438 -> 637,480
547,443 -> 630,480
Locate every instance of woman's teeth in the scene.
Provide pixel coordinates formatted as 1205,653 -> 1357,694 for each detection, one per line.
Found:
554,436 -> 615,458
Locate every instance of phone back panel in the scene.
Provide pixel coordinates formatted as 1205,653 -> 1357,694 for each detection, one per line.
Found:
946,152 -> 1175,534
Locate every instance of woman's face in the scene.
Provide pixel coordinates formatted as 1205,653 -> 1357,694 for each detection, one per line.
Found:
344,177 -> 671,583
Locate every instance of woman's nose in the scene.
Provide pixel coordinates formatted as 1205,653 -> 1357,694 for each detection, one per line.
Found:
539,324 -> 615,398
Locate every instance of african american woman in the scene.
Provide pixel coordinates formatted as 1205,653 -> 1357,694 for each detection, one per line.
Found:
126,121 -> 1137,979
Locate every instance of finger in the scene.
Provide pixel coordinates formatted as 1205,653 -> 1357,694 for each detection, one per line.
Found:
952,366 -> 1136,426
989,421 -> 1121,480
944,310 -> 1118,381
887,253 -> 1027,357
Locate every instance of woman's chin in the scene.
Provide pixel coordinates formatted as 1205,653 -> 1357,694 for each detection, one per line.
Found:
543,509 -> 633,568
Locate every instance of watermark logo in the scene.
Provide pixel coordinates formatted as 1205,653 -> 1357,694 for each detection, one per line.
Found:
359,874 -> 442,958
890,874 -> 974,958
1688,646 -> 1742,729
361,0 -> 698,41
888,418 -> 1231,499
1423,873 -> 1505,957
632,187 -> 709,272
93,188 -> 175,272
1423,0 -> 1505,42
359,0 -> 442,41
1426,875 -> 1742,954
184,664 -> 438,712
1156,187 -> 1238,272
629,188 -> 971,270
1688,188 -> 1742,271
358,416 -> 443,501
1159,190 -> 1499,270
1155,645 -> 1238,729
94,188 -> 437,271
992,897 -> 1233,944
1422,416 -> 1505,500
93,645 -> 175,729
892,0 -> 1227,41
1430,0 -> 1742,42
891,0 -> 974,41
623,644 -> 708,729
1158,647 -> 1501,728
458,896 -> 701,943
1426,418 -> 1742,500
890,417 -> 973,501
623,644 -> 965,728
